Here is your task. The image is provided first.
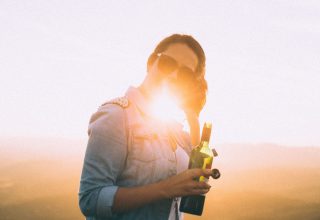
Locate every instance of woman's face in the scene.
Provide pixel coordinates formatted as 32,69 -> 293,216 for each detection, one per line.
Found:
161,43 -> 198,74
158,43 -> 199,101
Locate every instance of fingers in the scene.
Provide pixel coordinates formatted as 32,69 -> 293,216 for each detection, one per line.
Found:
193,181 -> 211,190
189,168 -> 212,179
199,181 -> 211,189
192,188 -> 210,195
180,180 -> 210,196
189,182 -> 211,195
167,169 -> 213,197
187,169 -> 212,196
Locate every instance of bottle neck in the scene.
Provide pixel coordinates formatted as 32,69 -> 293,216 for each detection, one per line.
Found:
200,122 -> 212,143
199,122 -> 212,154
200,140 -> 209,147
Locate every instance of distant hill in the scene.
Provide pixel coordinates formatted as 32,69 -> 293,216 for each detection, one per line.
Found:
0,137 -> 86,167
214,143 -> 320,170
0,138 -> 319,220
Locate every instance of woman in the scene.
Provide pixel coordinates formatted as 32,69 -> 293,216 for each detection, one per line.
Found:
79,34 -> 212,220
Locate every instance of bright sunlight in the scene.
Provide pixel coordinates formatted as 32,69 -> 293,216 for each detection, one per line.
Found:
150,86 -> 185,123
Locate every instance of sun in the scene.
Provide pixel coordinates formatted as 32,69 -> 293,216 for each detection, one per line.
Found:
150,87 -> 185,123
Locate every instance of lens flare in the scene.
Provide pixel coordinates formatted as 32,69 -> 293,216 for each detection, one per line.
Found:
150,86 -> 184,122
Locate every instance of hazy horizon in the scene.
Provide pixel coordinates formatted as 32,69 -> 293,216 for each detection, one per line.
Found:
1,136 -> 320,149
1,138 -> 320,219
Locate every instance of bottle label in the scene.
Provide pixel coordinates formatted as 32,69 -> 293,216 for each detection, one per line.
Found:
199,157 -> 212,182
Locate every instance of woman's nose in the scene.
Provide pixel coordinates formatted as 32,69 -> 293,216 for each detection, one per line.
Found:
167,70 -> 178,80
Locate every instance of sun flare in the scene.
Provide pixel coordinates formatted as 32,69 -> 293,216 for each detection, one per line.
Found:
150,87 -> 185,123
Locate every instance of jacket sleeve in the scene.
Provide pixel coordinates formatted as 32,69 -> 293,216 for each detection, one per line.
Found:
79,104 -> 127,218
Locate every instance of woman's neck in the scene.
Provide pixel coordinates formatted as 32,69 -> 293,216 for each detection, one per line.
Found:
138,76 -> 161,101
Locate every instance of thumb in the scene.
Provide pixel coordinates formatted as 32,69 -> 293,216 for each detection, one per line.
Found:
190,168 -> 212,178
202,169 -> 213,178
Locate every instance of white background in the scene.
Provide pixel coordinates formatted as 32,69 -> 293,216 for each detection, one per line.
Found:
1,0 -> 319,146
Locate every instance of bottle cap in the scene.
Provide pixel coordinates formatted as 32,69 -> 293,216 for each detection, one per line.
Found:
200,122 -> 212,142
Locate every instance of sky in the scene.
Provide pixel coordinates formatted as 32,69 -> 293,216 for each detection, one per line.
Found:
0,0 -> 319,146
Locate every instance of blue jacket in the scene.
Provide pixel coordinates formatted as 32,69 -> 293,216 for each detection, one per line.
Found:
79,87 -> 192,220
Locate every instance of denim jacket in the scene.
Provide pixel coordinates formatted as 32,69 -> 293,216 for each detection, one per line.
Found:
79,87 -> 192,220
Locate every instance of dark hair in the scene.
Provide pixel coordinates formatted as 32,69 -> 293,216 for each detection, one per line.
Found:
148,34 -> 206,77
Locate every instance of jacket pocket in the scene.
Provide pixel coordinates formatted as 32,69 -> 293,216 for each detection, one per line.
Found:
129,127 -> 160,162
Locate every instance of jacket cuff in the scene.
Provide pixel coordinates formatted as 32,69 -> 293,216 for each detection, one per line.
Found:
96,185 -> 119,218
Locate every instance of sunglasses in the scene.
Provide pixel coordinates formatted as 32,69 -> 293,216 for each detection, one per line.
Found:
151,53 -> 198,83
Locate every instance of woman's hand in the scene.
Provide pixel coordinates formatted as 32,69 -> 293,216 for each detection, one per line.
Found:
180,78 -> 207,146
112,168 -> 212,213
158,168 -> 212,199
179,77 -> 208,117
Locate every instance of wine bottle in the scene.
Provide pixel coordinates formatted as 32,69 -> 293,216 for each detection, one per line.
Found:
179,122 -> 213,216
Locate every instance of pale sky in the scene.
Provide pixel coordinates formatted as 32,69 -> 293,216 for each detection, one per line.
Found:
1,0 -> 319,146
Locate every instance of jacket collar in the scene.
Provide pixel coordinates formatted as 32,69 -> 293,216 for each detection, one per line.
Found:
125,86 -> 153,117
